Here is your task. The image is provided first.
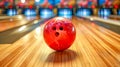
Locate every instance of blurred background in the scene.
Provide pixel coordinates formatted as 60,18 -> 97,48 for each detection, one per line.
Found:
0,0 -> 119,19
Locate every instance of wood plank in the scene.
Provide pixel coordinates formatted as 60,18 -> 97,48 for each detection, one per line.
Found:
0,15 -> 39,32
0,17 -> 120,67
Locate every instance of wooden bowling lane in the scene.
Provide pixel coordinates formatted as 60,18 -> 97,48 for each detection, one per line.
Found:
109,15 -> 120,20
0,17 -> 120,67
0,15 -> 26,20
0,15 -> 39,32
83,16 -> 120,34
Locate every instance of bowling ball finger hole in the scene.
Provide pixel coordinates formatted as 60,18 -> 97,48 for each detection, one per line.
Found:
52,27 -> 56,30
55,32 -> 59,37
59,26 -> 63,30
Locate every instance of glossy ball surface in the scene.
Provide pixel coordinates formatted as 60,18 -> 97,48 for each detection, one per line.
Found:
43,17 -> 76,51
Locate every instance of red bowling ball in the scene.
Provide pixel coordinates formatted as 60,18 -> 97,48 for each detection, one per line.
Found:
43,17 -> 76,51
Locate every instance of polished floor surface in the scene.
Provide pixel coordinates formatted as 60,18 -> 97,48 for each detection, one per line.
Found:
0,16 -> 120,67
